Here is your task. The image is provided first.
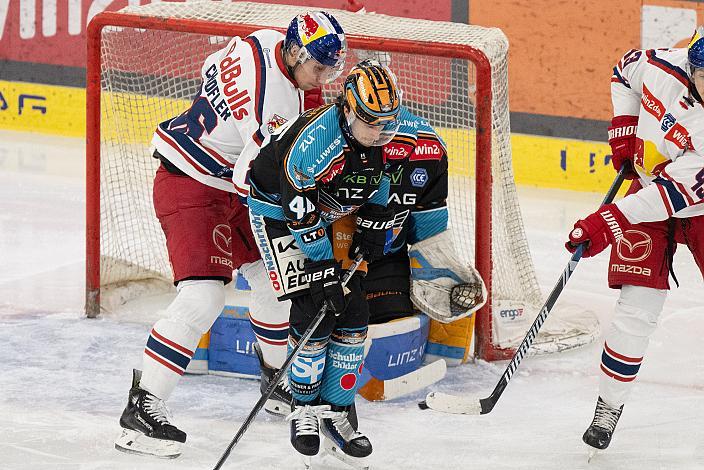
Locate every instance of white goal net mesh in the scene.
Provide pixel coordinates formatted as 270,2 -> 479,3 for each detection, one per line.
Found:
93,0 -> 598,357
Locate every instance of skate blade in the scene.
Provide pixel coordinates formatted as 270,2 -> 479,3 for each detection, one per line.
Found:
301,454 -> 312,469
264,399 -> 290,417
323,438 -> 370,470
114,429 -> 182,459
587,447 -> 598,463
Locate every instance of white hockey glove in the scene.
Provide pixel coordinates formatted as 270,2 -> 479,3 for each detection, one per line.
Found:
408,230 -> 487,323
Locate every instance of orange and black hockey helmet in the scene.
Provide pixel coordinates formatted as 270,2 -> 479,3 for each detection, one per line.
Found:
343,59 -> 401,126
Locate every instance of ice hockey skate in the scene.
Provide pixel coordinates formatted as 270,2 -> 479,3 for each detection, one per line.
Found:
114,369 -> 187,458
320,404 -> 372,470
583,396 -> 623,461
287,399 -> 332,463
253,342 -> 293,416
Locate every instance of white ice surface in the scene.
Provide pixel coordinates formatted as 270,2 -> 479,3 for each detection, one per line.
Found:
0,130 -> 703,470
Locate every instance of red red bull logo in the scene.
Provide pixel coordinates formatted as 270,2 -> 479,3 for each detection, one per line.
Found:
301,14 -> 320,39
298,13 -> 327,45
266,113 -> 288,134
634,137 -> 644,169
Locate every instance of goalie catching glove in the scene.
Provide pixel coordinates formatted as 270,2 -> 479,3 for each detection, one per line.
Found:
408,230 -> 487,323
349,203 -> 395,263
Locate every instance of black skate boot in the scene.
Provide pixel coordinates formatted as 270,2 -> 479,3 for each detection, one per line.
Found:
286,399 -> 330,458
320,404 -> 372,469
114,369 -> 187,458
583,396 -> 624,452
253,342 -> 292,416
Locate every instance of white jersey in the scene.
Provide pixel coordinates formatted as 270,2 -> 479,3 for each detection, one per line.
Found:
610,48 -> 704,223
151,29 -> 304,193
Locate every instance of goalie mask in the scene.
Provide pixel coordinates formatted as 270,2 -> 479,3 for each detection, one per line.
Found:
408,230 -> 487,324
342,59 -> 402,147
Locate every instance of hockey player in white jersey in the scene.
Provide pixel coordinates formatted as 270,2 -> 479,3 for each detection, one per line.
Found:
114,12 -> 347,458
566,27 -> 704,453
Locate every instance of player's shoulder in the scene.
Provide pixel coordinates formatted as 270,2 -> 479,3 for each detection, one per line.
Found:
246,28 -> 286,47
288,104 -> 341,152
224,29 -> 284,62
298,103 -> 338,132
383,107 -> 445,162
395,107 -> 422,136
641,48 -> 691,89
617,47 -> 688,71
283,104 -> 343,176
401,108 -> 447,158
643,47 -> 688,69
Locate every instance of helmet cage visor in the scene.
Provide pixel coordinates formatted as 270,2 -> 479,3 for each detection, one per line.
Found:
345,110 -> 401,147
295,45 -> 347,84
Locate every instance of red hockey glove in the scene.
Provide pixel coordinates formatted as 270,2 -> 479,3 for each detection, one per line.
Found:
608,115 -> 639,179
565,204 -> 628,258
304,87 -> 324,110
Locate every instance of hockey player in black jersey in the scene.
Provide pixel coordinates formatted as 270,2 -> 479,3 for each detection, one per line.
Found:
334,105 -> 486,379
246,60 -> 401,468
363,106 -> 454,325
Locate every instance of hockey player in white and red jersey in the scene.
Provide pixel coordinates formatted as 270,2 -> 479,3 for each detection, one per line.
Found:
565,27 -> 704,453
114,12 -> 347,458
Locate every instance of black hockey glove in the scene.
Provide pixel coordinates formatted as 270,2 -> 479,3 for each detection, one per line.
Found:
349,203 -> 395,263
304,258 -> 347,316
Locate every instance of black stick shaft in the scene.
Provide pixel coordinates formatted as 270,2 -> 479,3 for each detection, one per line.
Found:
478,165 -> 630,414
212,255 -> 364,470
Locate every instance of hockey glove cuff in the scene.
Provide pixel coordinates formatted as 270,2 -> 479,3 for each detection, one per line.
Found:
350,203 -> 395,263
304,258 -> 347,316
608,115 -> 639,179
565,203 -> 628,258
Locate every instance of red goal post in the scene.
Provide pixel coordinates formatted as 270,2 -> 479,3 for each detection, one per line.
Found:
85,1 -> 597,361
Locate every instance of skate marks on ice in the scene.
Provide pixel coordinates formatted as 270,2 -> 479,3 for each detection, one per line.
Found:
2,310 -> 703,470
2,162 -> 704,468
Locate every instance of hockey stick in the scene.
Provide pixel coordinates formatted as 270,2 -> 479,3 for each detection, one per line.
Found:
213,254 -> 365,470
418,164 -> 631,415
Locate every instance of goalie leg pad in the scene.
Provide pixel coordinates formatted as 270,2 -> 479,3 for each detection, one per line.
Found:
599,285 -> 666,407
141,279 -> 225,400
208,305 -> 260,378
357,314 -> 435,401
408,230 -> 487,323
425,315 -> 475,366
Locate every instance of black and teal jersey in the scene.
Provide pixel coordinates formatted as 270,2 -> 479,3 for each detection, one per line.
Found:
382,107 -> 449,252
248,103 -> 391,262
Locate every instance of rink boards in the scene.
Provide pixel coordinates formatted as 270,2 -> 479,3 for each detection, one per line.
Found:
0,79 -> 619,193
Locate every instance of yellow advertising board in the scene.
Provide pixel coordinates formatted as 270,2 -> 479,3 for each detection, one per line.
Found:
0,80 -> 619,192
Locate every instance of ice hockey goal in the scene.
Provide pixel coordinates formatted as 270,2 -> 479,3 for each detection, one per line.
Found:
85,0 -> 598,361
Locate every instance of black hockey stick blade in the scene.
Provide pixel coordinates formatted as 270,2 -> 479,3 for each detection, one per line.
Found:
213,255 -> 364,470
419,164 -> 630,415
